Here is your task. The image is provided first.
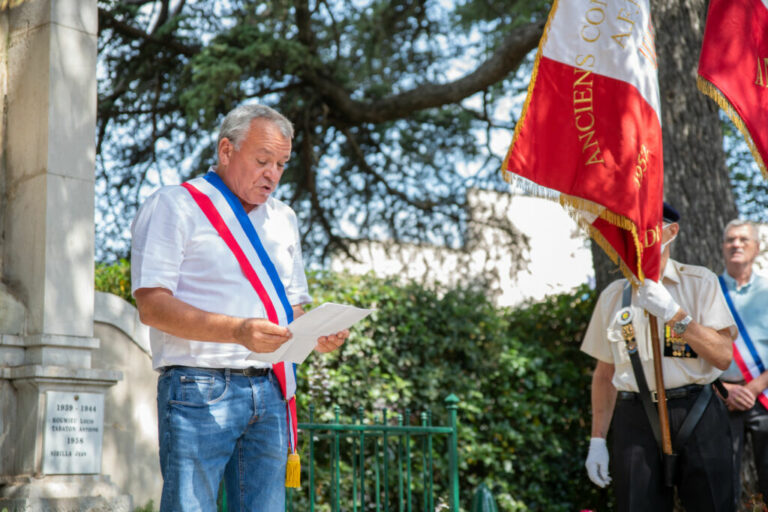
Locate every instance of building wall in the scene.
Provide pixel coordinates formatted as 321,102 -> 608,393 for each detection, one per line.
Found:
332,190 -> 595,307
92,292 -> 160,508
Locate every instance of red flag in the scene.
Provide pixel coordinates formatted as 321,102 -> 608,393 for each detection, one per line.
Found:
503,0 -> 664,284
697,0 -> 768,179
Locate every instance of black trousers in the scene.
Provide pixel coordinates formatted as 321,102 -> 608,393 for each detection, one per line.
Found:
729,400 -> 768,504
611,388 -> 734,512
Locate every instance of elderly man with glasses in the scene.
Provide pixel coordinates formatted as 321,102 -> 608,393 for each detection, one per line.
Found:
718,220 -> 768,505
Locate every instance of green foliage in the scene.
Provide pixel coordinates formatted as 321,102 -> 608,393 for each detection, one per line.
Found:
95,0 -> 546,262
95,259 -> 134,306
454,0 -> 551,31
298,272 -> 610,511
133,500 -> 156,512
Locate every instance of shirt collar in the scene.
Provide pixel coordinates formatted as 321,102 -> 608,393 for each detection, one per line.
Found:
661,258 -> 681,285
721,270 -> 755,292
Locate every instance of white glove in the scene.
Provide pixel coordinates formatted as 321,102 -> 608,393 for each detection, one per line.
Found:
636,279 -> 680,322
585,437 -> 611,488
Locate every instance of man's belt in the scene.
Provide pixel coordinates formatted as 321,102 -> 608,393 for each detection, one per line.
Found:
229,367 -> 271,377
164,365 -> 271,377
617,382 -> 716,458
618,384 -> 704,402
618,281 -> 715,487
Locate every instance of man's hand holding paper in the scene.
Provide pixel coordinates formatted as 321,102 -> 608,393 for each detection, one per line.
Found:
314,329 -> 350,353
247,302 -> 372,364
233,317 -> 293,353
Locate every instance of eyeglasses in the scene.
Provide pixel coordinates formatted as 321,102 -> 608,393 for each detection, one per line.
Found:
724,236 -> 755,245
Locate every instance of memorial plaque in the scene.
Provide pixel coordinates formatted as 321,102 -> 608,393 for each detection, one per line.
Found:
42,391 -> 104,474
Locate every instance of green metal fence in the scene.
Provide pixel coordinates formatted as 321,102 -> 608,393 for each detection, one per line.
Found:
218,394 -> 461,511
286,394 -> 460,512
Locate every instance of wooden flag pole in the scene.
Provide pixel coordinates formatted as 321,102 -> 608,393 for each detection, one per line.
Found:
649,314 -> 673,454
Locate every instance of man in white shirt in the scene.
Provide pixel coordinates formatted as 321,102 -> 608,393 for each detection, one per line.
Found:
581,203 -> 737,511
131,104 -> 349,511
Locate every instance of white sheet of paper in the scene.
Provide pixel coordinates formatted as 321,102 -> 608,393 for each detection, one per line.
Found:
246,302 -> 373,364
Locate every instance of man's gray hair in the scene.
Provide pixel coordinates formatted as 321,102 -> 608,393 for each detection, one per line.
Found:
218,104 -> 294,150
723,219 -> 759,242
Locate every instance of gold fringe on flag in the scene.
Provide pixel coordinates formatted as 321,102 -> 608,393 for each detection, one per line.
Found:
560,194 -> 645,286
697,76 -> 768,180
501,175 -> 646,286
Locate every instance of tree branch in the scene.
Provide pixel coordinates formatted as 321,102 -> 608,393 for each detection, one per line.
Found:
342,127 -> 437,211
98,7 -> 199,57
307,19 -> 544,125
293,0 -> 314,50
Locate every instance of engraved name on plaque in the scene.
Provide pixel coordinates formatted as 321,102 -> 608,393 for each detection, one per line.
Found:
42,391 -> 105,474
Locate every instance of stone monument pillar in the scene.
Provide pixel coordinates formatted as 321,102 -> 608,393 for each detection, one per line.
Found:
0,0 -> 129,508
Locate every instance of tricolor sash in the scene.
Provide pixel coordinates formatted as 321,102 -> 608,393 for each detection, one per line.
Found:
718,275 -> 768,409
181,171 -> 300,464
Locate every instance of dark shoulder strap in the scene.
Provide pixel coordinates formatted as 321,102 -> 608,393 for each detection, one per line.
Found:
621,282 -> 663,447
674,385 -> 712,450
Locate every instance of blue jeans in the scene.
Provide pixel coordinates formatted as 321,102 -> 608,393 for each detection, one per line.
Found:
157,367 -> 288,511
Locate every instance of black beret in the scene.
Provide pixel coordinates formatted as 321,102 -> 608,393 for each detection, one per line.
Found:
663,202 -> 680,223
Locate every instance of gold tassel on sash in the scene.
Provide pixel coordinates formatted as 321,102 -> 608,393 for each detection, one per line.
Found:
285,451 -> 301,488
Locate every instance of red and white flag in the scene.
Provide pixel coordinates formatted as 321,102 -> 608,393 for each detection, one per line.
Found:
503,0 -> 664,283
698,0 -> 768,179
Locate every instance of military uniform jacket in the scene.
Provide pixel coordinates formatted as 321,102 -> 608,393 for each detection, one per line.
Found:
581,259 -> 737,392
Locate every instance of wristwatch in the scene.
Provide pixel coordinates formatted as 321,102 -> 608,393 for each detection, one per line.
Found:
672,314 -> 693,336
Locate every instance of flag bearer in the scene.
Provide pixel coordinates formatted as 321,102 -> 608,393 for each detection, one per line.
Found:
582,203 -> 737,512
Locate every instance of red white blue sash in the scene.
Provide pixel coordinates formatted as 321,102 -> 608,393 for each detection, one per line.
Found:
182,171 -> 299,452
718,275 -> 768,409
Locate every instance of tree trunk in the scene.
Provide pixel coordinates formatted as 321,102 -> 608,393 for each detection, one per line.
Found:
655,4 -> 748,510
653,0 -> 738,272
591,242 -> 625,292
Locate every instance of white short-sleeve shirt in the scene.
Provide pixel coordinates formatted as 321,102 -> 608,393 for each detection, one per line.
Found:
580,259 -> 737,391
131,175 -> 312,370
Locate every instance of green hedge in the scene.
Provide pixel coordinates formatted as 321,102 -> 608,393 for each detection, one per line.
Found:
96,264 -> 612,510
301,272 -> 611,511
95,259 -> 134,306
